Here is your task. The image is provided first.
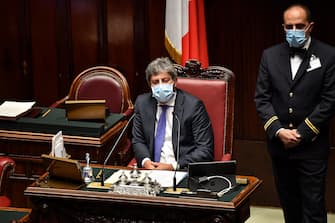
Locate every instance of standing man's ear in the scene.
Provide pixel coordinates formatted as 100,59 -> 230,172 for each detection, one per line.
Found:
307,22 -> 314,33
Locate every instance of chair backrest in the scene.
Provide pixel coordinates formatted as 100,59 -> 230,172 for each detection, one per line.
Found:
68,66 -> 134,117
175,60 -> 235,161
0,156 -> 15,207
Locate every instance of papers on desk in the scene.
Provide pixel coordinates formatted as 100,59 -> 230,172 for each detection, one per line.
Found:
0,101 -> 35,120
105,169 -> 188,188
50,131 -> 69,158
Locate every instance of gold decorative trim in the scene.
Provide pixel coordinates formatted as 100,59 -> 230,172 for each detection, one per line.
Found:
264,116 -> 279,131
164,32 -> 182,64
305,118 -> 320,134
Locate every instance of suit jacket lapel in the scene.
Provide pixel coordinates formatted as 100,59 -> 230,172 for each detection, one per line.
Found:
172,89 -> 185,156
291,40 -> 315,88
148,97 -> 157,154
279,46 -> 293,84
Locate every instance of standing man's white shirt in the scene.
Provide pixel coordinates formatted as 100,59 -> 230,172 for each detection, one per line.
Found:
290,37 -> 311,79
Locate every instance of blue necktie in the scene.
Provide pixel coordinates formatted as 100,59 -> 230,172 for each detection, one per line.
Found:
154,105 -> 168,162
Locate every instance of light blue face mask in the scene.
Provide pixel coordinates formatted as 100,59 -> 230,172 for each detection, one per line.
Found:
151,83 -> 175,103
286,29 -> 307,48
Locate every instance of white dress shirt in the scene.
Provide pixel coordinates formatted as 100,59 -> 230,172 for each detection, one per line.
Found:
142,93 -> 177,169
290,37 -> 311,79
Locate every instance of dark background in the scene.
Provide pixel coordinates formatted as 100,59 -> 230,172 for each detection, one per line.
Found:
1,0 -> 335,210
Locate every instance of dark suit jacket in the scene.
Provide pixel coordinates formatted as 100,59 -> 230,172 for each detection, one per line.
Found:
255,38 -> 335,159
132,88 -> 214,169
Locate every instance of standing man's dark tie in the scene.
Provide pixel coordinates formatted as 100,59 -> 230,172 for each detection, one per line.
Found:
289,47 -> 307,58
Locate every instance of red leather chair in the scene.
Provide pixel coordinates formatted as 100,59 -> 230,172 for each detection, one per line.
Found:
175,60 -> 235,161
0,156 -> 15,207
52,66 -> 134,118
52,66 -> 134,164
128,59 -> 235,167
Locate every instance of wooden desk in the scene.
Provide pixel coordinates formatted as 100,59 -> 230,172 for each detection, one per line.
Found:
0,207 -> 31,223
24,169 -> 261,223
0,111 -> 132,207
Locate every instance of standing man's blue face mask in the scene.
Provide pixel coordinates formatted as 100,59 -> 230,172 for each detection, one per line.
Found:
286,29 -> 307,48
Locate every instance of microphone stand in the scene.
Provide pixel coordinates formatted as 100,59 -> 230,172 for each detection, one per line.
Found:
101,113 -> 135,186
172,112 -> 181,191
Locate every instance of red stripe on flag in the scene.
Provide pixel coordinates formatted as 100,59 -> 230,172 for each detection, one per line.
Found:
182,0 -> 208,67
181,33 -> 190,66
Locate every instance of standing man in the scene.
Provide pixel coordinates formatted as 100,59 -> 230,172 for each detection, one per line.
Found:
255,4 -> 335,223
132,57 -> 213,170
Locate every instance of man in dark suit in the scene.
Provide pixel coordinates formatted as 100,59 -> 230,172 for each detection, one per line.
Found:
255,4 -> 335,223
132,57 -> 214,170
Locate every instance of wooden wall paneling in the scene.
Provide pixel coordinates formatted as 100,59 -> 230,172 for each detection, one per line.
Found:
205,0 -> 282,141
106,0 -> 136,98
133,0 -> 168,97
234,1 -> 281,141
146,0 -> 167,61
309,3 -> 335,147
0,1 -> 32,101
235,140 -> 280,207
97,0 -> 108,64
133,0 -> 150,98
55,0 -> 74,100
70,0 -> 99,75
30,0 -> 59,106
106,0 -> 135,68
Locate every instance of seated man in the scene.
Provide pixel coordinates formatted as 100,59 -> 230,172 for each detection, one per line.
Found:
132,57 -> 214,170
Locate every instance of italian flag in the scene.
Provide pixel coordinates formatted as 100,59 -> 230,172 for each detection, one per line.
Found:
165,0 -> 209,67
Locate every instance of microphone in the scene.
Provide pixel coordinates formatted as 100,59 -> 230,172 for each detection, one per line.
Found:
101,113 -> 135,186
172,112 -> 181,191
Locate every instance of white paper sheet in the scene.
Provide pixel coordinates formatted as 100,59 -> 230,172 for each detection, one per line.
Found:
51,131 -> 68,158
0,101 -> 35,118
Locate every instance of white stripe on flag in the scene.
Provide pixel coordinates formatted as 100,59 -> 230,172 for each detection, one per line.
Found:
165,0 -> 188,64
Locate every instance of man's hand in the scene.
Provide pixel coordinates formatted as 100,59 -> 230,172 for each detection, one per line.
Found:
152,162 -> 174,170
143,160 -> 156,169
277,128 -> 301,149
143,160 -> 174,170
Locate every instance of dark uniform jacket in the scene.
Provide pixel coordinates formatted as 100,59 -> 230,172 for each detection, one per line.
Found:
255,38 -> 335,159
132,88 -> 214,169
